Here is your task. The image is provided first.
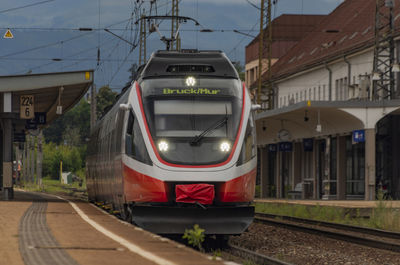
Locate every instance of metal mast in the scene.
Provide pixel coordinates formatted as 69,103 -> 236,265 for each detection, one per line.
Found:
266,0 -> 273,109
257,0 -> 265,105
373,0 -> 395,99
139,14 -> 147,65
171,0 -> 180,51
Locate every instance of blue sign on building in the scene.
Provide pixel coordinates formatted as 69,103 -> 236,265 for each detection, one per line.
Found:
268,144 -> 277,152
279,142 -> 293,152
35,112 -> 47,125
303,138 -> 313,152
353,130 -> 365,143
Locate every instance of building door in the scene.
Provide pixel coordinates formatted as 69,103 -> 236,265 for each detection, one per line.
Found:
316,140 -> 325,199
345,136 -> 365,199
267,151 -> 277,197
280,151 -> 292,198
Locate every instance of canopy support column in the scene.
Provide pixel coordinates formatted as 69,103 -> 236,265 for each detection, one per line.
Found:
365,128 -> 376,200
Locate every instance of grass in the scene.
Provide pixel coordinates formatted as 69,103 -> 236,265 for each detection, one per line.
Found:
18,176 -> 87,199
255,194 -> 400,232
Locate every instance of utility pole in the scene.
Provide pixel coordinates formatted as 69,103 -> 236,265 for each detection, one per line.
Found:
171,0 -> 180,51
36,130 -> 43,187
23,139 -> 27,183
139,14 -> 147,65
30,135 -> 35,183
266,0 -> 273,109
373,0 -> 395,99
257,0 -> 265,105
90,84 -> 97,132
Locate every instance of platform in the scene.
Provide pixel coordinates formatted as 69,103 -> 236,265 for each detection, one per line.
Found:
1,190 -> 233,265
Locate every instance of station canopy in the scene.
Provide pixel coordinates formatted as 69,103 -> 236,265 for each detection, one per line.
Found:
255,100 -> 400,146
0,70 -> 93,131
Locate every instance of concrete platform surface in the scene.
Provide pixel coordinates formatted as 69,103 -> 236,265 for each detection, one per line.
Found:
0,190 -> 233,265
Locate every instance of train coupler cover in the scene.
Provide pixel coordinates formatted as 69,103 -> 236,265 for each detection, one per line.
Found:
175,183 -> 215,205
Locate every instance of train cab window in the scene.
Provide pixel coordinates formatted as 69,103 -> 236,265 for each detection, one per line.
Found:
237,115 -> 256,166
125,111 -> 152,165
140,78 -> 243,165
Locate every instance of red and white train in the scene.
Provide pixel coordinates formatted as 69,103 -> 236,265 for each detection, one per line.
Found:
86,50 -> 257,235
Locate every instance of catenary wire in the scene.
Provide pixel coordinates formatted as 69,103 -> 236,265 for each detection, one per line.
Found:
0,0 -> 55,14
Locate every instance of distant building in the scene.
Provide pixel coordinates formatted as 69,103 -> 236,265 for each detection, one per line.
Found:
245,14 -> 326,88
255,0 -> 400,200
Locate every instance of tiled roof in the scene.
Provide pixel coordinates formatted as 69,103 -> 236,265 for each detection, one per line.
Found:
246,14 -> 326,63
266,0 -> 385,82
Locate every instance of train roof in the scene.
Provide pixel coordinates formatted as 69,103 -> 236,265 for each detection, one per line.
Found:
139,50 -> 239,80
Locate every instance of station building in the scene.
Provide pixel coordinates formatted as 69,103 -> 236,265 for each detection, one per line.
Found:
245,14 -> 326,88
254,0 -> 400,200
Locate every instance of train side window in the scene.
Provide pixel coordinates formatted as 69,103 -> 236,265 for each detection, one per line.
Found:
237,117 -> 256,166
125,111 -> 152,165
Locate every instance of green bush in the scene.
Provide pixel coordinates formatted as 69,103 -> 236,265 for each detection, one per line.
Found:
43,142 -> 85,179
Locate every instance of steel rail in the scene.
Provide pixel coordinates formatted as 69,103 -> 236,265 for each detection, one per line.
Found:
226,243 -> 294,265
224,243 -> 293,265
255,213 -> 400,240
255,213 -> 400,253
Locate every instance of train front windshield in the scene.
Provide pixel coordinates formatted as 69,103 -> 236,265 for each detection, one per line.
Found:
140,78 -> 243,165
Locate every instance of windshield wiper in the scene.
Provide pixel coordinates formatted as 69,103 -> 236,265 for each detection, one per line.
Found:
189,116 -> 228,146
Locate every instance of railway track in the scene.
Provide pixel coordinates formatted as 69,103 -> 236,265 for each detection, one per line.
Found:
224,243 -> 294,265
255,212 -> 400,253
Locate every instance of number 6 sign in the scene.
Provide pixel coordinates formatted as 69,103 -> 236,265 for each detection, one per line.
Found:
20,95 -> 34,119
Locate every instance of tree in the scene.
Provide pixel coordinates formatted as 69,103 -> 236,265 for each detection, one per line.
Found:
126,63 -> 138,87
43,99 -> 90,145
233,61 -> 245,81
96,85 -> 118,118
42,142 -> 83,179
62,126 -> 81,146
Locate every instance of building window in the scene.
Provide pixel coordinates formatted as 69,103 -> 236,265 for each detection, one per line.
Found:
313,87 -> 316,100
300,91 -> 303,101
330,137 -> 337,195
323,84 -> 326,100
335,79 -> 339,100
296,93 -> 298,102
346,136 -> 365,196
309,88 -> 312,100
340,78 -> 344,100
318,85 -> 321,100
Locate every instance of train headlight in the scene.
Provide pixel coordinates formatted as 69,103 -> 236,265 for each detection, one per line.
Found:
158,140 -> 169,152
185,76 -> 196,86
220,141 -> 231,152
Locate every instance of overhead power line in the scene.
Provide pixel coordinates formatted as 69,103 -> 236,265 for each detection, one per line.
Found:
0,32 -> 94,59
0,0 -> 56,14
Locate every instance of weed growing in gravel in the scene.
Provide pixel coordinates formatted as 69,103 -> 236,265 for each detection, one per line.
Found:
182,224 -> 205,251
367,190 -> 400,231
212,249 -> 222,260
243,260 -> 258,265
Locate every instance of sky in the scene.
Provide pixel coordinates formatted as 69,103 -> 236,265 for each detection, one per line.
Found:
0,0 -> 343,90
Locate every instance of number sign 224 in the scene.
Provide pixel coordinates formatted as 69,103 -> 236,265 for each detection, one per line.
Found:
20,95 -> 34,119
